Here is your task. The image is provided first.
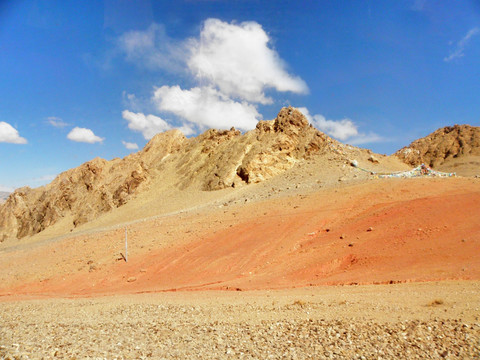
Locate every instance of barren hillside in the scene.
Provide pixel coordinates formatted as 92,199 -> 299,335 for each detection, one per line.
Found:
394,125 -> 480,176
0,107 -> 349,242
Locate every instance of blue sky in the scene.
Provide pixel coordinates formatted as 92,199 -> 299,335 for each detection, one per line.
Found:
1,0 -> 479,191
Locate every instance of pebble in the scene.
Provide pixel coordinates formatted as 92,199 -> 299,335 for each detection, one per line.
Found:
1,301 -> 478,359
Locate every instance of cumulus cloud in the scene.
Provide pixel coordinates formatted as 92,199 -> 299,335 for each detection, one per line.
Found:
122,110 -> 173,139
122,140 -> 139,150
298,107 -> 384,145
119,19 -> 308,138
47,116 -> 69,128
0,122 -> 27,144
118,23 -> 186,72
444,27 -> 479,62
298,107 -> 358,140
67,127 -> 104,143
153,85 -> 260,131
188,19 -> 308,104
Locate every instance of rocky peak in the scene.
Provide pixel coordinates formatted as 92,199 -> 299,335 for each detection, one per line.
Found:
0,107 -> 337,241
394,124 -> 480,167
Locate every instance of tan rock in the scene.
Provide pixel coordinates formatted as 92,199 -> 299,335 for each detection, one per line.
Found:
0,107 -> 344,240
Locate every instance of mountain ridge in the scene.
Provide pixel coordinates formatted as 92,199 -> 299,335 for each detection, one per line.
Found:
0,107 -> 344,241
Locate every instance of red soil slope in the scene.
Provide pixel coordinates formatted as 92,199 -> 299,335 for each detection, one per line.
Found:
1,178 -> 479,298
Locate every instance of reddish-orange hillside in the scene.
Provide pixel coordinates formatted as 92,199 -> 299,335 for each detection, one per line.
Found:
1,177 -> 479,298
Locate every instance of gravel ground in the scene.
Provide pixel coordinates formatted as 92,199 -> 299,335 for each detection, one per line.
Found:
1,283 -> 479,359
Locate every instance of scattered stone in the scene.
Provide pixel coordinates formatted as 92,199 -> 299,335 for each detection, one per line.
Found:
368,155 -> 379,164
127,277 -> 137,283
367,227 -> 373,232
340,234 -> 346,239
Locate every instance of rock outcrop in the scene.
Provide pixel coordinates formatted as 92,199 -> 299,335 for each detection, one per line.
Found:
394,125 -> 480,168
0,107 -> 342,241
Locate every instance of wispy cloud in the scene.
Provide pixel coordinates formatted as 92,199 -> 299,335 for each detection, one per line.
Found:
0,184 -> 14,192
67,127 -> 104,143
46,116 -> 69,128
0,121 -> 27,144
298,107 -> 385,145
411,0 -> 427,12
444,27 -> 479,62
347,133 -> 386,145
118,23 -> 186,73
30,174 -> 57,184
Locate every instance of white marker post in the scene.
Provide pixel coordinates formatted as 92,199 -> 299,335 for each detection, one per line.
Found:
125,227 -> 128,262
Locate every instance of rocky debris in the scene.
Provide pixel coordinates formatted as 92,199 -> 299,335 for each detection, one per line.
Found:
394,125 -> 480,168
0,300 -> 478,359
0,107 -> 344,241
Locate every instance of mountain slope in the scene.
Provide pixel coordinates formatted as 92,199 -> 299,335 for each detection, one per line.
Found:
394,125 -> 480,176
0,107 -> 347,242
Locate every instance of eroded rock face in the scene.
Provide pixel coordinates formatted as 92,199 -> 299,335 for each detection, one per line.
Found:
0,130 -> 187,241
0,107 -> 339,240
394,125 -> 480,167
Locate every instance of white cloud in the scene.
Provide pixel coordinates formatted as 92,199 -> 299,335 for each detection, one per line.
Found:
298,107 -> 385,145
47,116 -> 69,128
118,23 -> 186,72
122,110 -> 173,139
188,19 -> 308,104
0,122 -> 27,144
122,140 -> 139,150
67,127 -> 104,143
312,115 -> 359,141
120,19 -> 308,135
153,85 -> 261,131
444,27 -> 479,62
347,133 -> 386,145
298,107 -> 358,140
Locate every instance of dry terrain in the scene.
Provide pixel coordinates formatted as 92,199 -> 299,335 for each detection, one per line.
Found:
1,113 -> 479,358
1,282 -> 479,359
1,175 -> 479,358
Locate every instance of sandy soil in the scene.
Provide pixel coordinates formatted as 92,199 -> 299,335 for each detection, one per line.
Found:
0,177 -> 478,297
1,160 -> 479,358
1,282 -> 480,359
0,281 -> 480,359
